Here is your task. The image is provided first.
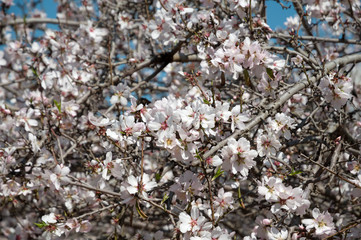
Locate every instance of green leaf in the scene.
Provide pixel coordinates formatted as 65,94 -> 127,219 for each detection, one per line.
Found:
266,68 -> 274,80
31,67 -> 39,78
155,173 -> 162,182
54,100 -> 61,113
212,167 -> 224,181
237,186 -> 245,208
289,168 -> 302,176
243,69 -> 251,86
220,72 -> 225,86
203,98 -> 210,105
34,221 -> 47,228
135,200 -> 148,219
195,151 -> 203,161
161,193 -> 169,205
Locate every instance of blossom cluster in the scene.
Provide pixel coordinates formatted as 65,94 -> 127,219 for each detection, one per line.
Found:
318,71 -> 353,109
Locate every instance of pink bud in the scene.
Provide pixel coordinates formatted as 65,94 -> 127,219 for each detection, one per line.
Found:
262,218 -> 272,225
292,233 -> 299,240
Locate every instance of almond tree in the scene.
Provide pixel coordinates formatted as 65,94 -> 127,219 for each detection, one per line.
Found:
0,0 -> 361,239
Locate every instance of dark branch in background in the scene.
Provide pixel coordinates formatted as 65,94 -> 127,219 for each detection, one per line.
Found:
115,32 -> 193,85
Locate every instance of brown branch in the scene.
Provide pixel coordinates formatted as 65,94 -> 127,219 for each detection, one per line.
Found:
140,197 -> 178,217
271,33 -> 361,45
0,18 -> 85,27
322,219 -> 361,239
116,32 -> 193,84
0,78 -> 28,87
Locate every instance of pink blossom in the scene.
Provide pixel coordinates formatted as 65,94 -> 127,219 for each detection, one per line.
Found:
221,137 -> 258,176
179,207 -> 209,234
302,208 -> 336,237
125,173 -> 157,199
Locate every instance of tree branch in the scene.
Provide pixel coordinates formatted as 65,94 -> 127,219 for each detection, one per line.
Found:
271,33 -> 361,45
0,17 -> 85,27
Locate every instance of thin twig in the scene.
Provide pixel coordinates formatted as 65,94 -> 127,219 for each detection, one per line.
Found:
271,33 -> 361,45
75,203 -> 119,220
0,78 -> 28,87
301,153 -> 361,189
68,181 -> 123,198
322,220 -> 361,240
140,197 -> 178,217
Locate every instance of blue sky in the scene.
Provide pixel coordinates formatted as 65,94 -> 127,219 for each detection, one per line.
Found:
9,0 -> 296,31
267,1 -> 296,29
9,0 -> 57,17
